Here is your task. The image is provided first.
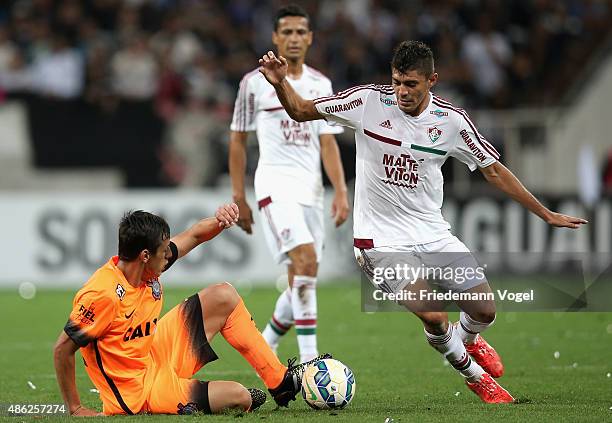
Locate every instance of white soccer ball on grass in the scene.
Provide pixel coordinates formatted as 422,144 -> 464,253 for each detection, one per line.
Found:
301,358 -> 356,410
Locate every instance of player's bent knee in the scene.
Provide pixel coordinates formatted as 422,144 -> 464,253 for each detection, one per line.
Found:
469,309 -> 496,324
468,303 -> 496,324
198,282 -> 241,318
290,246 -> 318,276
294,262 -> 316,277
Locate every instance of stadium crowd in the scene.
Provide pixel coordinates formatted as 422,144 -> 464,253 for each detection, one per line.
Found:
0,0 -> 610,187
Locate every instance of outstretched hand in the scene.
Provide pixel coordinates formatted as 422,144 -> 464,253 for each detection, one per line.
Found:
215,203 -> 240,229
259,51 -> 288,85
546,212 -> 588,229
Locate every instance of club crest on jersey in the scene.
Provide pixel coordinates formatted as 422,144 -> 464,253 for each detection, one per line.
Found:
428,126 -> 442,143
116,284 -> 126,300
147,279 -> 162,301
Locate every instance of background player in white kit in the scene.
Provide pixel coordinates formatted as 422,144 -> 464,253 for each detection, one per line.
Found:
258,40 -> 587,402
229,5 -> 349,363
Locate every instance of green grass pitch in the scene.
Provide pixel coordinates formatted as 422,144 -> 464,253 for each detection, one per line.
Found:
0,283 -> 610,422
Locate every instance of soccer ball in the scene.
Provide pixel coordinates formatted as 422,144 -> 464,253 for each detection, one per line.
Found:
301,358 -> 356,410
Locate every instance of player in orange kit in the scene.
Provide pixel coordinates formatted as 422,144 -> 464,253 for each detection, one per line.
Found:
53,205 -> 322,415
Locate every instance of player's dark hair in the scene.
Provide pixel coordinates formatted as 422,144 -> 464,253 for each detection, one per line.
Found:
391,40 -> 434,77
274,4 -> 310,31
118,210 -> 170,261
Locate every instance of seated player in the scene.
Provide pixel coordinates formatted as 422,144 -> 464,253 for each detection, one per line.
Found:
53,206 -> 322,415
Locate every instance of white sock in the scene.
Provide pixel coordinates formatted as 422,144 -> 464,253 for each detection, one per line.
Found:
292,275 -> 318,362
425,324 -> 485,382
262,287 -> 293,353
456,312 -> 494,345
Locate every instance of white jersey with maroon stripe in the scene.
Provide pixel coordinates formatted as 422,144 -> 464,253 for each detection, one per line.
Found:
231,65 -> 343,207
314,86 -> 500,247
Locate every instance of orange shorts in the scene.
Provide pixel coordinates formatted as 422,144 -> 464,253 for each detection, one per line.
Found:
144,294 -> 218,414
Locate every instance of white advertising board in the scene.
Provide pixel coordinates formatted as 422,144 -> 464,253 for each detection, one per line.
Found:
0,189 -> 357,287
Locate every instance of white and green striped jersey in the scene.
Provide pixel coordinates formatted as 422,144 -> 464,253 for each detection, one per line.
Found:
315,88 -> 499,247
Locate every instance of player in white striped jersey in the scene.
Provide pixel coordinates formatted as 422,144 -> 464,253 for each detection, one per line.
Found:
258,40 -> 587,403
229,5 -> 349,364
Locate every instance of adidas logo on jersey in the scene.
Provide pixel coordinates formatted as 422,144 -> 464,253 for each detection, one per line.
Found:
379,120 -> 393,129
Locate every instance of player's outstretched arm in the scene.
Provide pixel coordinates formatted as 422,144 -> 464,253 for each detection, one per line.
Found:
170,203 -> 239,259
480,162 -> 588,228
228,131 -> 254,234
53,332 -> 102,416
258,51 -> 323,122
320,134 -> 349,227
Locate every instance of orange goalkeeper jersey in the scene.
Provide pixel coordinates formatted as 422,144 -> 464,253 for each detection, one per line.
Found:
64,248 -> 176,414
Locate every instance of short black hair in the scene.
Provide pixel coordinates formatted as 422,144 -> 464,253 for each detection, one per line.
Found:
391,40 -> 434,77
118,210 -> 170,261
274,4 -> 310,31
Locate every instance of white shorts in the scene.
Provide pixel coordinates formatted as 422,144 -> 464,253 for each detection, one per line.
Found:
354,235 -> 488,295
257,197 -> 324,265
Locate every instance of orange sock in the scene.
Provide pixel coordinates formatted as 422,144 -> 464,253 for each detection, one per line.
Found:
221,299 -> 287,389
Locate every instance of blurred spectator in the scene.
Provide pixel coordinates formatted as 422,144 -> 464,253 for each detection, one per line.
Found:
111,33 -> 157,100
183,52 -> 232,106
461,13 -> 513,107
150,12 -> 201,74
432,28 -> 471,104
31,31 -> 83,98
161,99 -> 229,187
0,23 -> 29,96
54,0 -> 83,41
155,48 -> 183,121
0,24 -> 18,72
110,33 -> 163,187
